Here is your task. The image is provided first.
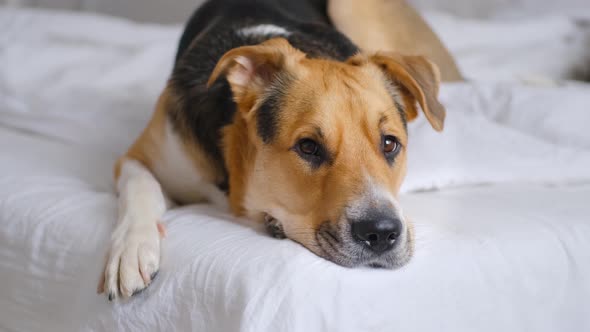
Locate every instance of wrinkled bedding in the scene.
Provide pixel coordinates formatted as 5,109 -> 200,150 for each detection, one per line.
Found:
0,7 -> 589,332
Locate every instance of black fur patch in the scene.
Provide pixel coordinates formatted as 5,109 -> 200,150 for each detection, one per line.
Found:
257,96 -> 281,144
256,73 -> 294,143
286,23 -> 358,61
168,0 -> 360,188
393,99 -> 408,131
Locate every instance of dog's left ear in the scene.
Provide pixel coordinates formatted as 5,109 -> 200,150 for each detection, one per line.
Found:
207,38 -> 305,112
367,53 -> 446,131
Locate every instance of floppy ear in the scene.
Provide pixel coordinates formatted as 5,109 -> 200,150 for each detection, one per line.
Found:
207,38 -> 305,112
369,53 -> 446,131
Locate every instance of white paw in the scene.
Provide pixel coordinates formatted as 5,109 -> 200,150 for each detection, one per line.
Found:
98,220 -> 165,301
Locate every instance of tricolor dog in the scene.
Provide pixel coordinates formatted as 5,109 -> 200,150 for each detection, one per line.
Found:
98,0 -> 461,300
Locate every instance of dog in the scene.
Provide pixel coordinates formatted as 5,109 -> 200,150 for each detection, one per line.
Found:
98,0 -> 457,300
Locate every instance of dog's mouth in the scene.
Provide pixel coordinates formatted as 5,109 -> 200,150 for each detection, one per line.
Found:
264,214 -> 413,269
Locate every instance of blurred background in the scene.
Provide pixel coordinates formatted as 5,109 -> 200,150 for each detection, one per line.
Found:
3,0 -> 590,23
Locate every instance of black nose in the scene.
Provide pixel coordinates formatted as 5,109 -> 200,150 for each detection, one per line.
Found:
351,217 -> 402,253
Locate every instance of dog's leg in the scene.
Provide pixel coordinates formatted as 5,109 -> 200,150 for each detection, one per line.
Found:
98,88 -> 172,300
99,158 -> 168,300
328,0 -> 463,82
98,85 -> 226,300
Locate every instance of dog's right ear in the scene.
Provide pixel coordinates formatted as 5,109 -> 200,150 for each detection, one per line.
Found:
208,38 -> 305,112
367,53 -> 446,132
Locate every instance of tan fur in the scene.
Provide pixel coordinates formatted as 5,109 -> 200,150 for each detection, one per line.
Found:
209,38 -> 444,252
114,88 -> 168,180
115,86 -> 222,193
368,53 -> 445,131
328,0 -> 463,82
220,114 -> 253,216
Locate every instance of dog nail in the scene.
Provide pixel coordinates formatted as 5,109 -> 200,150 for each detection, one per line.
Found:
132,287 -> 146,296
150,271 -> 159,281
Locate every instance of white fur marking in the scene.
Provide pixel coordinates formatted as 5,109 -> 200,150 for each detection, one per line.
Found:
152,121 -> 227,209
102,159 -> 167,299
238,24 -> 291,37
346,173 -> 404,220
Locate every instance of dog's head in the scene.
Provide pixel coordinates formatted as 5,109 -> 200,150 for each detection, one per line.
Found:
209,38 -> 445,268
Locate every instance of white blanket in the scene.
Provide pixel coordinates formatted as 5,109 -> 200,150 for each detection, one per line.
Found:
0,7 -> 589,332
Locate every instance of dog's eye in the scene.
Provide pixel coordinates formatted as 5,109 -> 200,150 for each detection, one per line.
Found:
294,138 -> 326,168
298,139 -> 319,155
383,135 -> 400,155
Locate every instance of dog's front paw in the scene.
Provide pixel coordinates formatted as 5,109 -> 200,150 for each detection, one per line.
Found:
264,214 -> 286,239
98,221 -> 165,301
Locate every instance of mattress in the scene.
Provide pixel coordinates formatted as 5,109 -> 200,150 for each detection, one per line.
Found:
1,7 -> 590,332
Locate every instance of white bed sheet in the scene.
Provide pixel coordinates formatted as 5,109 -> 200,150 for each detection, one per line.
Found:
1,127 -> 589,332
1,7 -> 590,332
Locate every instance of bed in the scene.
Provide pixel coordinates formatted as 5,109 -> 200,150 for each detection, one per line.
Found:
1,7 -> 589,332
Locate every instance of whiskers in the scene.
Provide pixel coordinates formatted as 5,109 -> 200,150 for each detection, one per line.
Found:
277,222 -> 410,269
316,225 -> 361,267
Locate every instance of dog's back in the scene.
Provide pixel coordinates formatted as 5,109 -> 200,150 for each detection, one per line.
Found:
175,0 -> 349,63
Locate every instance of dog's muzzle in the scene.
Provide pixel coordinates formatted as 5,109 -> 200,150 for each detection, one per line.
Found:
264,207 -> 413,269
314,208 -> 413,269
